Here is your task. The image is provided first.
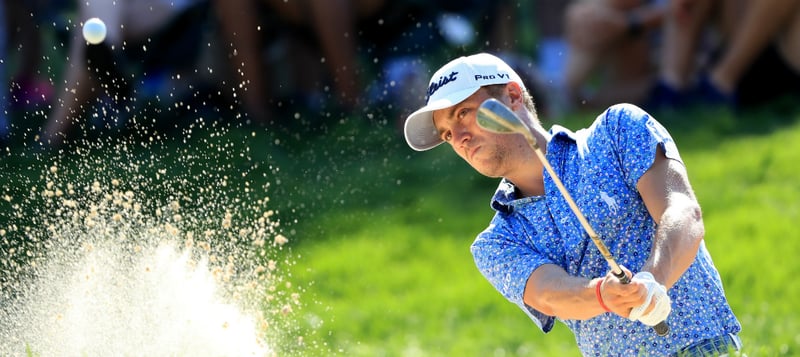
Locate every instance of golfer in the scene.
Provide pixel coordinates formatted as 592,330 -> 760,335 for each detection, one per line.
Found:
403,53 -> 742,356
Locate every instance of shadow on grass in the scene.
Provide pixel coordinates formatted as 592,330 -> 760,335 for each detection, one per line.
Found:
649,99 -> 800,150
555,98 -> 800,154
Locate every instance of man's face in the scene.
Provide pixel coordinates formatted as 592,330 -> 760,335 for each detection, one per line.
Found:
431,88 -> 527,178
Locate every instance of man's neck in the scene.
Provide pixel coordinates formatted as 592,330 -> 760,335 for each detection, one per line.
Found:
509,165 -> 545,197
506,127 -> 550,198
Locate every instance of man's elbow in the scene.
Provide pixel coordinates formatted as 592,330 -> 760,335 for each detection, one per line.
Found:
688,202 -> 705,247
523,279 -> 556,317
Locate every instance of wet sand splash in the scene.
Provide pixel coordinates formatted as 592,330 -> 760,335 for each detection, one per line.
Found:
1,130 -> 300,356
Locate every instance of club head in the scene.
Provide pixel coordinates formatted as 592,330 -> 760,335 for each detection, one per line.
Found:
476,98 -> 527,135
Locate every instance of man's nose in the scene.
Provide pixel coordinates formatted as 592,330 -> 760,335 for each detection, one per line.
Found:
452,125 -> 471,147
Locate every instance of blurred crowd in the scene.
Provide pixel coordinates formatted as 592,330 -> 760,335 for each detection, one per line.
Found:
1,0 -> 799,148
562,0 -> 800,113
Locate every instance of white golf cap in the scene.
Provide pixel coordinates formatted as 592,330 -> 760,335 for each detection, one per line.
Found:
403,53 -> 526,151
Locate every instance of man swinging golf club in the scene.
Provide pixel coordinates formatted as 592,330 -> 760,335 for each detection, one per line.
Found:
403,53 -> 742,356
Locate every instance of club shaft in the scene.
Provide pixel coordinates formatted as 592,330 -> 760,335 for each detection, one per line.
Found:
524,138 -> 621,271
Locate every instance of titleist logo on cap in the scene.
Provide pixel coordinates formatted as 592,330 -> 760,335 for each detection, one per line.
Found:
428,71 -> 459,97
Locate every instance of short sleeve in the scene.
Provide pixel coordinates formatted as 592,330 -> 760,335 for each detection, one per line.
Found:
598,104 -> 682,188
471,216 -> 556,332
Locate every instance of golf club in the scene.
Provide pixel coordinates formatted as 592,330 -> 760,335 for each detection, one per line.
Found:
476,98 -> 670,337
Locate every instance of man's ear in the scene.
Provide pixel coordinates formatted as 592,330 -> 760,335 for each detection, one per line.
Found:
506,82 -> 524,111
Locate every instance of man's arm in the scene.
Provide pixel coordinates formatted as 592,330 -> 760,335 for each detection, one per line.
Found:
637,146 -> 705,288
523,263 -> 648,320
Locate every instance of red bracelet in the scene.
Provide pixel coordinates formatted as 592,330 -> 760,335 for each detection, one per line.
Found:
595,279 -> 612,312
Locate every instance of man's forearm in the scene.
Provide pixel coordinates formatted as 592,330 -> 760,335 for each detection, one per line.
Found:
643,193 -> 704,289
523,264 -> 606,320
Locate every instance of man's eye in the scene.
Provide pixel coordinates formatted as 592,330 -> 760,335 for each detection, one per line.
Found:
457,109 -> 469,119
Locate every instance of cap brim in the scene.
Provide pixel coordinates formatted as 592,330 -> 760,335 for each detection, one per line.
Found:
404,86 -> 480,151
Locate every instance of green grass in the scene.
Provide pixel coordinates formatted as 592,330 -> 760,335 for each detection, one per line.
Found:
684,114 -> 800,357
2,104 -> 799,356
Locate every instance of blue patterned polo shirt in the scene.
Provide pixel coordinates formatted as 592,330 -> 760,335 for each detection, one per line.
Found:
471,104 -> 741,356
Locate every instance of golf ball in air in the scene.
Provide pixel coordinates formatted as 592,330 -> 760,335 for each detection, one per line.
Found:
82,17 -> 107,44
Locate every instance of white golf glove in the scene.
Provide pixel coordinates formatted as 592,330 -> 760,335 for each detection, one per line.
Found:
628,272 -> 671,326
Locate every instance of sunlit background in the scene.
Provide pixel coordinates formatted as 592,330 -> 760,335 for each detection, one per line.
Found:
1,1 -> 799,356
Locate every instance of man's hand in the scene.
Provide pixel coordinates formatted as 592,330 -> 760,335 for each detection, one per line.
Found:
628,272 -> 672,326
597,266 -> 647,317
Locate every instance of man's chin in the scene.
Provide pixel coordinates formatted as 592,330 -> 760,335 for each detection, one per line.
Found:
472,162 -> 503,179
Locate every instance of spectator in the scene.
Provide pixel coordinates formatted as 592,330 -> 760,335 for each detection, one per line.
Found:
369,1 -> 547,124
5,0 -> 58,111
564,0 -> 667,110
2,0 -> 69,145
531,0 -> 570,116
212,0 -> 389,127
654,0 -> 800,109
39,0 -> 207,147
213,0 -> 530,131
